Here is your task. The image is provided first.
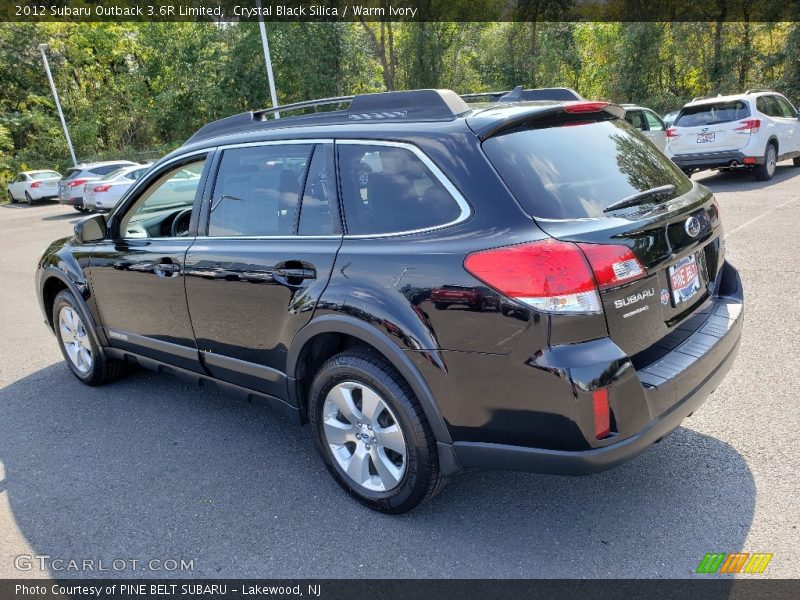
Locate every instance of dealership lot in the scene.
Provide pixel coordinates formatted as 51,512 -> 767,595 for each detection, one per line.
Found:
0,165 -> 798,578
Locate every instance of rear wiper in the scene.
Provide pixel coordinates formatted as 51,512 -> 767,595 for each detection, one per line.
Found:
603,184 -> 676,213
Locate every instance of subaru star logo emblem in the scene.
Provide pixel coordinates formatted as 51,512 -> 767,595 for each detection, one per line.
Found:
685,216 -> 701,238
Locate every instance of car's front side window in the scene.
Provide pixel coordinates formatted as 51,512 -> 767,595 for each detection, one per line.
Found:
118,158 -> 206,239
208,144 -> 313,237
337,143 -> 463,235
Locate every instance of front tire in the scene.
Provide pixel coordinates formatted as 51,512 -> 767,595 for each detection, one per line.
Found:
754,143 -> 777,181
309,349 -> 445,513
7,189 -> 16,204
793,157 -> 800,167
53,290 -> 127,386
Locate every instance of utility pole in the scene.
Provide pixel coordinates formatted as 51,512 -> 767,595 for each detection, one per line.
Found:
256,0 -> 280,118
38,43 -> 78,166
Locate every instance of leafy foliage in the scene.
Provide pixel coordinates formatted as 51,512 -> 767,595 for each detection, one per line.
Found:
0,20 -> 796,186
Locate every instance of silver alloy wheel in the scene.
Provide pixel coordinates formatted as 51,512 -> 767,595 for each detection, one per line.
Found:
58,306 -> 93,374
766,145 -> 777,176
322,381 -> 407,492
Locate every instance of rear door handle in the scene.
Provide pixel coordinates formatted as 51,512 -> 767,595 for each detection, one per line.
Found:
154,260 -> 182,277
273,263 -> 316,285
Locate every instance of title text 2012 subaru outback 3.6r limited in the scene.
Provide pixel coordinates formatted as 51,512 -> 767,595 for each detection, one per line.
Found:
36,89 -> 744,513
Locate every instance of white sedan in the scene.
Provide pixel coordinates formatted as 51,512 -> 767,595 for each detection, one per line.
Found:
6,170 -> 62,204
83,165 -> 150,212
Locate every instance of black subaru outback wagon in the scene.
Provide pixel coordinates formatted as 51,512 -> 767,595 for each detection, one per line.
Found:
37,89 -> 743,513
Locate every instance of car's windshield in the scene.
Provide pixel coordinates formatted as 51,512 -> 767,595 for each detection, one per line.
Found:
30,171 -> 61,180
482,118 -> 691,220
675,101 -> 750,127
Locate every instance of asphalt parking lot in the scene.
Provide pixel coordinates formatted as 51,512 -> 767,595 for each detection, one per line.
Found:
1,165 -> 798,579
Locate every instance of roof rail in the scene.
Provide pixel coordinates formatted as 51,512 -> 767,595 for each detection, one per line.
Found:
745,88 -> 774,94
185,89 -> 471,145
460,86 -> 583,103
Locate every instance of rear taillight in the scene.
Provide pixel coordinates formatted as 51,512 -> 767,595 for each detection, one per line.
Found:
30,181 -> 40,188
563,101 -> 609,114
734,119 -> 761,134
464,240 -> 601,313
93,184 -> 111,192
68,178 -> 87,188
577,243 -> 647,290
666,127 -> 680,140
593,388 -> 611,439
464,239 -> 647,314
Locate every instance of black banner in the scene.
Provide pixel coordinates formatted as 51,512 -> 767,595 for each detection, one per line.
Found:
2,0 -> 800,23
2,580 -> 800,600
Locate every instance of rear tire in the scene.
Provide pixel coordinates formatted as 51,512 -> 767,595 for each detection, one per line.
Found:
53,290 -> 127,386
309,349 -> 445,513
754,143 -> 777,181
793,157 -> 800,167
25,191 -> 34,205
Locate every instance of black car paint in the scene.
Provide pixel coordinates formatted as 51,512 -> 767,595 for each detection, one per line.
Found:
36,103 -> 744,476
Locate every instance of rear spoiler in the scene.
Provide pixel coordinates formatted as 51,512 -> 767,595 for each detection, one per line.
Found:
471,102 -> 626,141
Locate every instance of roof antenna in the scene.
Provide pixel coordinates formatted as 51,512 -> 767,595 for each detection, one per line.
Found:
499,86 -> 524,102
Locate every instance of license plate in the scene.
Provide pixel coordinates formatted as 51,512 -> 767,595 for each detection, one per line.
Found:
669,254 -> 702,305
697,132 -> 715,143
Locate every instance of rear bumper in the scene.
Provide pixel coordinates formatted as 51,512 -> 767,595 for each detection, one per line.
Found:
454,261 -> 744,475
59,194 -> 83,207
671,150 -> 761,170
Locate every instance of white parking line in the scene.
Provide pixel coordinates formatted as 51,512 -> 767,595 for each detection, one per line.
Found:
724,195 -> 800,238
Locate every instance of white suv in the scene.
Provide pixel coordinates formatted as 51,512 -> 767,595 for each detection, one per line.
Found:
666,89 -> 800,180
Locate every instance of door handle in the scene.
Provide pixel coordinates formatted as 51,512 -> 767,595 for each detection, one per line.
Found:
154,260 -> 182,277
273,263 -> 316,285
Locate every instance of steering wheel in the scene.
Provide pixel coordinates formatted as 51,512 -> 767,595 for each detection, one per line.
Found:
171,208 -> 193,237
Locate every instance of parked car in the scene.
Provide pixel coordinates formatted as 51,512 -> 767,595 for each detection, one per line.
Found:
6,170 -> 62,204
58,161 -> 137,211
622,104 -> 667,150
36,89 -> 743,513
666,89 -> 800,180
83,165 -> 150,212
663,110 -> 680,128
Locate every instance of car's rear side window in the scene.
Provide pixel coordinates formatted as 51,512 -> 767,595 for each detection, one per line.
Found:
208,144 -> 312,237
337,143 -> 462,235
482,119 -> 690,220
674,101 -> 750,127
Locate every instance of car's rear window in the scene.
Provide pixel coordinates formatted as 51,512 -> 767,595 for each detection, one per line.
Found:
64,169 -> 81,180
31,171 -> 60,180
482,119 -> 691,220
674,101 -> 750,127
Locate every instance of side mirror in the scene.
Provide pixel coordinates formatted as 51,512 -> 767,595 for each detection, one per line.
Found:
74,214 -> 107,243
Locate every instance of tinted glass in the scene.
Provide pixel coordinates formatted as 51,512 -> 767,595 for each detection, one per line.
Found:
92,164 -> 125,176
209,144 -> 312,237
483,119 -> 692,220
338,144 -> 461,235
756,96 -> 779,117
624,110 -> 646,130
298,145 -> 338,236
30,171 -> 60,180
644,111 -> 664,130
675,101 -> 750,126
774,96 -> 798,118
64,169 -> 81,180
119,158 -> 206,237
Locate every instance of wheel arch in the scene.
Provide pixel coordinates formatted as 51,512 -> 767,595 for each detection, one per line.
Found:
40,268 -> 107,357
287,315 -> 452,445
